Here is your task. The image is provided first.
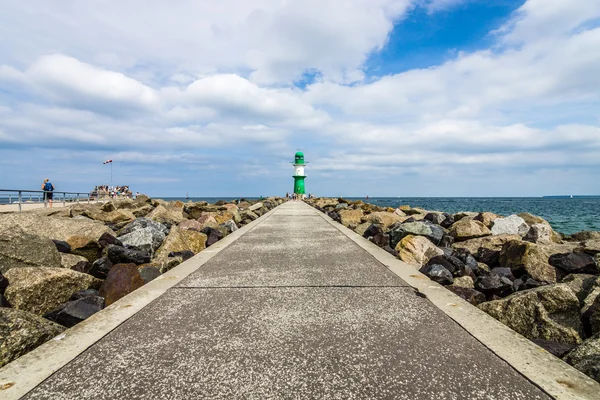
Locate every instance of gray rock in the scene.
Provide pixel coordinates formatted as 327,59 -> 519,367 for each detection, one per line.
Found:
446,286 -> 486,305
0,307 -> 65,368
220,220 -> 239,234
491,215 -> 529,237
118,217 -> 168,236
549,253 -> 598,274
118,227 -> 166,253
564,333 -> 600,383
106,244 -> 151,265
52,240 -> 72,253
561,274 -> 599,304
426,254 -> 465,277
583,292 -> 600,336
524,223 -> 553,244
139,266 -> 161,284
44,295 -> 104,327
88,256 -> 113,279
0,227 -> 62,273
420,264 -> 454,285
474,274 -> 514,298
390,220 -> 445,248
478,283 -> 584,345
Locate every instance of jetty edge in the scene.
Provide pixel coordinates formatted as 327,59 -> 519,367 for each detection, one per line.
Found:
0,195 -> 286,372
306,197 -> 600,387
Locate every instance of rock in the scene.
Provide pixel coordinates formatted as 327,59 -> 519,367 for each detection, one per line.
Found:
370,233 -> 389,248
363,224 -> 383,239
4,267 -> 101,315
139,266 -> 161,284
491,215 -> 529,237
100,263 -> 145,306
365,212 -> 403,230
0,272 -> 8,295
335,203 -> 348,210
478,284 -> 583,345
561,274 -> 599,304
491,267 -> 515,281
132,204 -> 154,218
240,210 -> 259,221
147,205 -> 185,227
524,223 -> 554,244
395,235 -> 444,267
439,234 -> 454,248
88,256 -> 113,279
338,209 -> 364,229
440,213 -> 455,229
582,240 -> 600,255
549,253 -> 598,274
452,276 -> 475,289
118,218 -> 168,237
426,254 -> 465,277
214,212 -> 235,225
390,221 -> 445,248
518,213 -> 562,243
43,295 -> 104,327
118,227 -> 166,253
499,241 -> 557,283
453,211 -> 478,221
474,274 -> 514,298
60,253 -> 89,270
531,339 -> 577,358
97,232 -> 123,248
155,226 -> 207,260
83,208 -> 136,225
571,231 -> 600,241
167,250 -> 195,261
353,222 -> 371,237
420,264 -> 454,285
249,202 -> 263,211
203,227 -> 224,247
106,244 -> 151,265
513,276 -> 542,292
0,227 -> 63,273
446,286 -> 486,305
474,212 -> 501,228
424,213 -> 446,226
583,294 -> 600,336
70,289 -> 100,300
52,240 -> 71,253
452,234 -> 521,266
449,219 -> 491,241
220,220 -> 238,234
197,214 -> 219,229
0,307 -> 65,368
393,208 -> 407,217
563,333 -> 600,383
178,219 -> 203,231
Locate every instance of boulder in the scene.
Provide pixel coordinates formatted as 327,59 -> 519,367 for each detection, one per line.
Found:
571,231 -> 600,241
561,274 -> 599,304
4,267 -> 101,315
446,286 -> 486,305
220,220 -> 238,234
132,204 -> 155,218
353,222 -> 371,237
365,212 -> 403,230
518,213 -> 562,243
474,212 -> 501,228
491,267 -> 515,281
452,234 -> 520,266
249,202 -> 263,211
155,226 -> 207,260
582,240 -> 600,255
513,276 -> 542,292
197,214 -> 219,229
390,221 -> 445,248
420,264 -> 454,285
395,235 -> 444,267
100,263 -> 145,306
491,215 -> 529,237
563,333 -> 600,383
83,208 -> 136,225
453,211 -> 478,221
203,227 -> 224,247
178,220 -> 204,231
478,284 -> 584,345
0,308 -> 65,368
426,254 -> 465,277
451,276 -> 475,289
338,209 -> 363,229
147,205 -> 185,227
474,274 -> 514,298
531,339 -> 577,358
44,295 -> 104,327
88,256 -> 113,279
499,241 -> 557,283
118,218 -> 168,237
0,227 -> 63,273
582,290 -> 600,336
549,253 -> 598,274
60,253 -> 89,270
424,213 -> 446,226
240,210 -> 259,222
335,203 -> 348,210
214,212 -> 235,225
139,266 -> 161,284
363,224 -> 383,239
449,219 -> 491,241
52,240 -> 71,253
524,223 -> 554,244
70,289 -> 100,300
118,227 -> 166,253
106,244 -> 151,265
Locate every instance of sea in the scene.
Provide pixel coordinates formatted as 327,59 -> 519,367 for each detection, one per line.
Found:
159,196 -> 600,236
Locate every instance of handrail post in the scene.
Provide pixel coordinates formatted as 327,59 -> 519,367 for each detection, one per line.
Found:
44,191 -> 47,208
18,191 -> 22,212
63,192 -> 66,207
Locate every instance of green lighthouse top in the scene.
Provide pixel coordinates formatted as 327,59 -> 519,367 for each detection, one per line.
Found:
294,151 -> 305,165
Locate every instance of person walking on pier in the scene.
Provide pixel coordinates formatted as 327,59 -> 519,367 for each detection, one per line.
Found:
42,178 -> 54,208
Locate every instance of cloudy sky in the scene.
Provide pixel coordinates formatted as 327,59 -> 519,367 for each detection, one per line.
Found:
1,0 -> 599,197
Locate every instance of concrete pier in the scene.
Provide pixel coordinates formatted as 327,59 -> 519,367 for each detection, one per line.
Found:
2,201 -> 598,399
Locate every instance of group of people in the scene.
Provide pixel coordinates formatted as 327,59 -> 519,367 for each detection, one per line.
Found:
285,192 -> 313,200
91,185 -> 133,199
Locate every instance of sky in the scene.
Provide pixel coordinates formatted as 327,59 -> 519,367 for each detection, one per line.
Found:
1,0 -> 599,197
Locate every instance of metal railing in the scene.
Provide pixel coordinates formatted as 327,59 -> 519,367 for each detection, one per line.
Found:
0,189 -> 98,212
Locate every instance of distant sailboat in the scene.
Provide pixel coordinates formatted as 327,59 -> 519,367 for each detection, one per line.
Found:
186,192 -> 189,199
570,195 -> 573,199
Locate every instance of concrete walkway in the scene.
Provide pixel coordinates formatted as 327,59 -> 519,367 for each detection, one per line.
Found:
17,202 -> 556,399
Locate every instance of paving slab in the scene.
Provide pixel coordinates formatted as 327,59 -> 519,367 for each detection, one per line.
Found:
23,287 -> 549,400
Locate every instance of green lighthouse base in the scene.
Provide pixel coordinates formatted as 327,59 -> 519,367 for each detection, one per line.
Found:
293,176 -> 306,195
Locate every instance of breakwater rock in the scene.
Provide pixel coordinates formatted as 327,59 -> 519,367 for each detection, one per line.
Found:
0,196 -> 285,367
306,197 -> 600,383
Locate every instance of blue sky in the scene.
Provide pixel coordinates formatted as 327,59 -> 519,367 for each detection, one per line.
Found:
0,0 -> 599,197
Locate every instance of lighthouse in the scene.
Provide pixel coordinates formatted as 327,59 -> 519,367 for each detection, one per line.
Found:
292,151 -> 307,196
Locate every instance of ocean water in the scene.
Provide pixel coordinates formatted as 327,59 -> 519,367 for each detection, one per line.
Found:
159,196 -> 600,235
343,197 -> 600,236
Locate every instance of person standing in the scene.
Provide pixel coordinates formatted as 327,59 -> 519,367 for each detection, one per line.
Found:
42,178 -> 54,208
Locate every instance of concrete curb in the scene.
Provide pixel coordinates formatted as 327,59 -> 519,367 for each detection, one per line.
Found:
0,205 -> 280,399
311,202 -> 600,400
